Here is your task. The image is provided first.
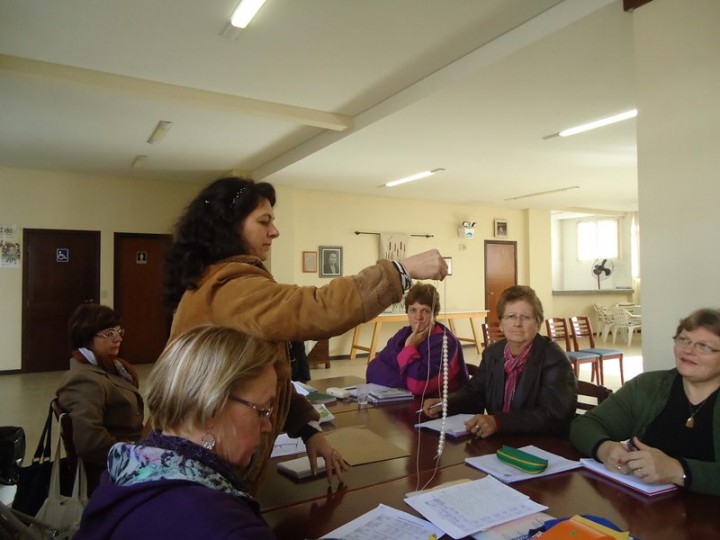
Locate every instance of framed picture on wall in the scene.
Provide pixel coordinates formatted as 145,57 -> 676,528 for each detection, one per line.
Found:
319,246 -> 343,277
494,219 -> 508,238
302,251 -> 317,273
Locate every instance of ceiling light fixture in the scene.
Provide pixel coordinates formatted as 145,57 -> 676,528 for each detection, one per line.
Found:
558,109 -> 637,138
504,185 -> 579,201
385,168 -> 445,188
231,0 -> 267,28
147,121 -> 173,144
131,155 -> 147,169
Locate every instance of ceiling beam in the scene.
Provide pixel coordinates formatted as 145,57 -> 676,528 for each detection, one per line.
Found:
0,54 -> 353,132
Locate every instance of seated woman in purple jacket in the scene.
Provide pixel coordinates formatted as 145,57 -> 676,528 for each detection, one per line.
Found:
366,283 -> 469,396
74,326 -> 284,540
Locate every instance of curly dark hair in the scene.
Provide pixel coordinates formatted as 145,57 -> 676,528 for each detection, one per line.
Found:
163,177 -> 276,310
68,304 -> 122,350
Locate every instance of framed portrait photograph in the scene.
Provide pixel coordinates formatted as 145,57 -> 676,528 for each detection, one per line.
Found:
494,219 -> 508,238
302,251 -> 317,273
319,246 -> 343,278
443,257 -> 453,276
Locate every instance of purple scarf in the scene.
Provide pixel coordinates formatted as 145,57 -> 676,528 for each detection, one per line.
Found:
502,341 -> 533,413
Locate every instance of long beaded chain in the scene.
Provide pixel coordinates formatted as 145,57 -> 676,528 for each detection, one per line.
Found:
435,331 -> 449,459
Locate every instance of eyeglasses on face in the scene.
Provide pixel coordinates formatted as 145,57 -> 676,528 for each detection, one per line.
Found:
96,327 -> 125,339
228,395 -> 273,419
502,314 -> 535,324
673,335 -> 720,355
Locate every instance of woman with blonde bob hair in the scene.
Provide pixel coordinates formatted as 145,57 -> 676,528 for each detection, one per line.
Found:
75,326 -> 279,539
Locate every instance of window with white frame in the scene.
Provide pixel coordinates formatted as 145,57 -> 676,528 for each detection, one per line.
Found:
577,219 -> 618,261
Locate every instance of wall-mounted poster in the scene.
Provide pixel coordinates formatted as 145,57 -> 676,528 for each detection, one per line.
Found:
0,224 -> 21,268
494,219 -> 508,238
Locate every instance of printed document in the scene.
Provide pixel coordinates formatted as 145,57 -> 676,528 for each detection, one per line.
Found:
321,504 -> 443,540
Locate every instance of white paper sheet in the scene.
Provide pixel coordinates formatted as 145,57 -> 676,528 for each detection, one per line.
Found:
465,445 -> 580,483
321,503 -> 443,540
405,476 -> 547,539
270,433 -> 307,458
415,414 -> 474,437
580,458 -> 677,496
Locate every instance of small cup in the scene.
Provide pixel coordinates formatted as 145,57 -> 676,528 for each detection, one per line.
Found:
356,384 -> 369,408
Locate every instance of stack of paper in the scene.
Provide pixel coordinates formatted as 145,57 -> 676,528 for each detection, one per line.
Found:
404,476 -> 548,539
580,458 -> 678,496
366,383 -> 413,403
465,445 -> 580,483
415,414 -> 474,437
321,504 -> 443,539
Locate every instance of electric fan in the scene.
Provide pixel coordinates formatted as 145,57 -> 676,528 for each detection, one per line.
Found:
591,258 -> 614,290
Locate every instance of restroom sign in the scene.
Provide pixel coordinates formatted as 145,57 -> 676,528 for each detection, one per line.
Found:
136,251 -> 148,264
56,248 -> 69,263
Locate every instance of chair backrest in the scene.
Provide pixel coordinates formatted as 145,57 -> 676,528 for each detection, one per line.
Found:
569,316 -> 597,349
611,306 -> 633,326
50,398 -> 77,472
545,318 -> 571,351
593,304 -> 613,324
576,380 -> 613,413
481,322 -> 504,347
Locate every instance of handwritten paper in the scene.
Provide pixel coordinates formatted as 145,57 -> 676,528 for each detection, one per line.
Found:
405,476 -> 547,539
321,504 -> 443,540
415,414 -> 474,437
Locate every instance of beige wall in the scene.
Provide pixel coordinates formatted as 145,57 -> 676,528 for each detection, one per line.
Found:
0,171 -> 545,369
0,167 -> 205,370
634,0 -> 720,371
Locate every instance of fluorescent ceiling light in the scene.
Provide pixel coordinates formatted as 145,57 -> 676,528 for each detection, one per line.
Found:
504,185 -> 579,201
231,0 -> 267,28
385,168 -> 445,188
131,155 -> 147,169
147,121 -> 173,144
559,109 -> 637,137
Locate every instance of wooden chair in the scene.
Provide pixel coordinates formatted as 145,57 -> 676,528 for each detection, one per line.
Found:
481,322 -> 504,347
576,380 -> 613,414
307,339 -> 330,369
569,316 -> 625,385
545,318 -> 601,384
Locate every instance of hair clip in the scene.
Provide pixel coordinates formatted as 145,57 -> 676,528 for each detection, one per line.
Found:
231,188 -> 247,207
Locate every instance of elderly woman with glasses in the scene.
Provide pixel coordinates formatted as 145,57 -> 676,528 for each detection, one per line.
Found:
56,303 -> 144,493
571,308 -> 720,496
75,326 -> 279,540
422,285 -> 577,438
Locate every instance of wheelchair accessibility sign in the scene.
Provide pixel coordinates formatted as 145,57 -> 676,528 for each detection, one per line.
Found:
56,248 -> 70,263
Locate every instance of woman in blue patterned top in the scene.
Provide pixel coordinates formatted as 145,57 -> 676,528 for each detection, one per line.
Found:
75,326 -> 280,539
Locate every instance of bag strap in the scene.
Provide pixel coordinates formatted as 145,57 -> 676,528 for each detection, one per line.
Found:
31,405 -> 53,464
71,457 -> 88,503
46,427 -> 65,499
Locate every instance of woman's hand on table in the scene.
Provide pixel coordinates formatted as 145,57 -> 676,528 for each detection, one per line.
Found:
464,414 -> 498,438
306,432 -> 347,485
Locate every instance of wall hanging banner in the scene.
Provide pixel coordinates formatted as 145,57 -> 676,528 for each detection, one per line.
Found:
0,224 -> 20,268
380,232 -> 409,261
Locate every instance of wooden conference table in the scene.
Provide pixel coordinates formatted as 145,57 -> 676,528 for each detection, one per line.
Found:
258,377 -> 719,540
349,310 -> 489,361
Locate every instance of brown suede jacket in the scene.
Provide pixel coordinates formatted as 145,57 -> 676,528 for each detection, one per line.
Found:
169,255 -> 403,492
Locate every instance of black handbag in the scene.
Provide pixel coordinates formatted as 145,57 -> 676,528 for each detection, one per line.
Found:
11,405 -> 74,517
0,426 -> 25,485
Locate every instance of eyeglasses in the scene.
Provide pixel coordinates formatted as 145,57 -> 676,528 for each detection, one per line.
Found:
673,335 -> 720,355
228,395 -> 273,419
502,314 -> 535,324
95,328 -> 125,339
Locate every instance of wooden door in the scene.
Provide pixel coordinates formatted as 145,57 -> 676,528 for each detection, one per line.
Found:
484,241 -> 517,323
22,229 -> 100,372
114,233 -> 172,364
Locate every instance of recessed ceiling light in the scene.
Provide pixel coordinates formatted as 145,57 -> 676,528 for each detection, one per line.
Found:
231,0 -> 267,28
558,109 -> 637,137
504,185 -> 579,201
147,121 -> 173,144
385,168 -> 445,188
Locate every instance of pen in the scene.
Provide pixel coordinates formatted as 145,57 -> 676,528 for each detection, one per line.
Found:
416,403 -> 443,414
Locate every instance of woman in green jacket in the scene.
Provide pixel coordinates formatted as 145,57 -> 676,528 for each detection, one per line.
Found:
571,308 -> 720,496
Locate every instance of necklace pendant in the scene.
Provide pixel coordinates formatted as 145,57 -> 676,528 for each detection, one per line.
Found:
685,416 -> 695,429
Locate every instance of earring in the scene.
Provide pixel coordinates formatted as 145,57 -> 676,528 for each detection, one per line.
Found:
201,430 -> 216,451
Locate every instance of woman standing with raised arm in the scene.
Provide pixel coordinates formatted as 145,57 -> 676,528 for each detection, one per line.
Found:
163,177 -> 447,492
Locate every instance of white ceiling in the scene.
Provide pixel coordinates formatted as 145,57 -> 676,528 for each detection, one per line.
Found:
0,0 -> 638,212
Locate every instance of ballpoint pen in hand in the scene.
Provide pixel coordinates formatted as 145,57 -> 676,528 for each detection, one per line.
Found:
416,402 -> 443,414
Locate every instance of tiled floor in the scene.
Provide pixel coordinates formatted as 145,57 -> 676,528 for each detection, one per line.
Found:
0,338 -> 643,464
